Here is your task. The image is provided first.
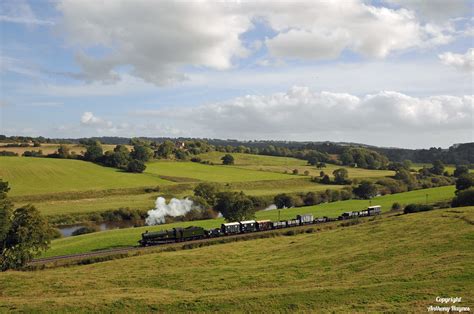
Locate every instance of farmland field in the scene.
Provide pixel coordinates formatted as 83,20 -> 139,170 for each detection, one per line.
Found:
1,206 -> 472,312
22,178 -> 342,218
41,185 -> 456,257
145,160 -> 295,182
0,157 -> 172,196
0,143 -> 119,156
199,152 -> 395,178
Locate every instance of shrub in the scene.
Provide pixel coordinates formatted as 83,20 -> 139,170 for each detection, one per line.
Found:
391,202 -> 402,211
403,203 -> 434,214
0,151 -> 18,156
451,188 -> 474,207
221,154 -> 234,165
127,159 -> 146,173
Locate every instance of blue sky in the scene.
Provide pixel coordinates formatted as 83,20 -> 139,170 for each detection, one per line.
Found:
0,0 -> 472,148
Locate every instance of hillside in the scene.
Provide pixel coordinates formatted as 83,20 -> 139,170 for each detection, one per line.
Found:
1,206 -> 472,312
42,185 -> 456,257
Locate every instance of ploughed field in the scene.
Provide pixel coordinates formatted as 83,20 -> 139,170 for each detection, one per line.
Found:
1,206 -> 472,312
42,185 -> 455,257
1,154 -> 391,220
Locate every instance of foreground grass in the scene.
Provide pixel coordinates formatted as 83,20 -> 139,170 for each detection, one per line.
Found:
1,206 -> 472,312
41,186 -> 455,257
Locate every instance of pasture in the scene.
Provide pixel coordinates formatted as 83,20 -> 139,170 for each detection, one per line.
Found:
41,185 -> 456,257
1,206 -> 472,312
198,152 -> 395,178
0,143 -> 119,156
145,160 -> 295,182
0,157 -> 171,196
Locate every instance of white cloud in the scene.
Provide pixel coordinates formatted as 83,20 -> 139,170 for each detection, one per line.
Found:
55,0 -> 462,85
134,87 -> 473,147
80,112 -> 113,128
0,0 -> 54,26
439,48 -> 474,72
56,0 -> 251,85
384,0 -> 470,22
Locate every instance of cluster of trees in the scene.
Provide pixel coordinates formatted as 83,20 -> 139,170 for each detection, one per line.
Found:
340,147 -> 389,170
191,183 -> 270,222
312,168 -> 350,185
81,140 -> 149,173
451,166 -> 474,207
376,143 -> 474,165
1,180 -> 54,271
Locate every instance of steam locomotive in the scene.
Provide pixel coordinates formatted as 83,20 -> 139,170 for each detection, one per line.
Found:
139,205 -> 381,246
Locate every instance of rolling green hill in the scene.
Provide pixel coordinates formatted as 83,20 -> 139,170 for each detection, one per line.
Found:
198,152 -> 395,178
145,160 -> 295,182
1,206 -> 472,312
0,157 -> 172,196
42,185 -> 456,257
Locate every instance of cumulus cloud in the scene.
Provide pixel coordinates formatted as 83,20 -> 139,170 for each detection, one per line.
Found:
136,87 -> 473,146
0,0 -> 54,26
384,0 -> 470,22
55,0 -> 462,85
439,48 -> 474,72
80,112 -> 113,128
56,0 -> 251,85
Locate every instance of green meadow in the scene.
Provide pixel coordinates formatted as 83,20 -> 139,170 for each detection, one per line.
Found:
2,206 -> 472,312
199,152 -> 395,178
41,185 -> 456,257
0,157 -> 171,196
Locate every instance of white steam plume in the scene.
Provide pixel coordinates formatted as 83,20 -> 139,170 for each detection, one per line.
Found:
146,197 -> 197,225
263,204 -> 277,211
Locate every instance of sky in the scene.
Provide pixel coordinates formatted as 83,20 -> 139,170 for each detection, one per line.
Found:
0,0 -> 473,149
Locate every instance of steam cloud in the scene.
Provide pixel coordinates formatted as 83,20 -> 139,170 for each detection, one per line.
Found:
145,197 -> 197,225
263,204 -> 277,211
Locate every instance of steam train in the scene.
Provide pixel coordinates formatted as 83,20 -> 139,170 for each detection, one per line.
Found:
139,205 -> 381,246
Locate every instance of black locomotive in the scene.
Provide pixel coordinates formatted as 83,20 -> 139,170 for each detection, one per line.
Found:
139,205 -> 381,246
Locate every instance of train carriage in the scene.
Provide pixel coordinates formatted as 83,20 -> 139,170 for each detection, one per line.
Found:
272,221 -> 287,229
368,205 -> 382,215
256,220 -> 273,231
221,222 -> 240,235
297,214 -> 314,225
286,219 -> 299,227
240,220 -> 257,233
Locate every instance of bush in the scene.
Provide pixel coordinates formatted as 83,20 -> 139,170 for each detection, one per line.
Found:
274,193 -> 294,209
403,203 -> 434,214
391,202 -> 402,211
127,159 -> 146,173
221,154 -> 234,165
0,151 -> 18,156
451,188 -> 474,207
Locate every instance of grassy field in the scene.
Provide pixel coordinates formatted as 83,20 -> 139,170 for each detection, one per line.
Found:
198,151 -> 307,166
1,206 -> 472,312
23,178 -> 343,218
145,160 -> 295,182
41,185 -> 456,257
199,152 -> 395,179
0,157 -> 172,196
0,143 -> 119,156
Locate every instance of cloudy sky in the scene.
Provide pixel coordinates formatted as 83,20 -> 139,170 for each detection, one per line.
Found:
0,0 -> 472,148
